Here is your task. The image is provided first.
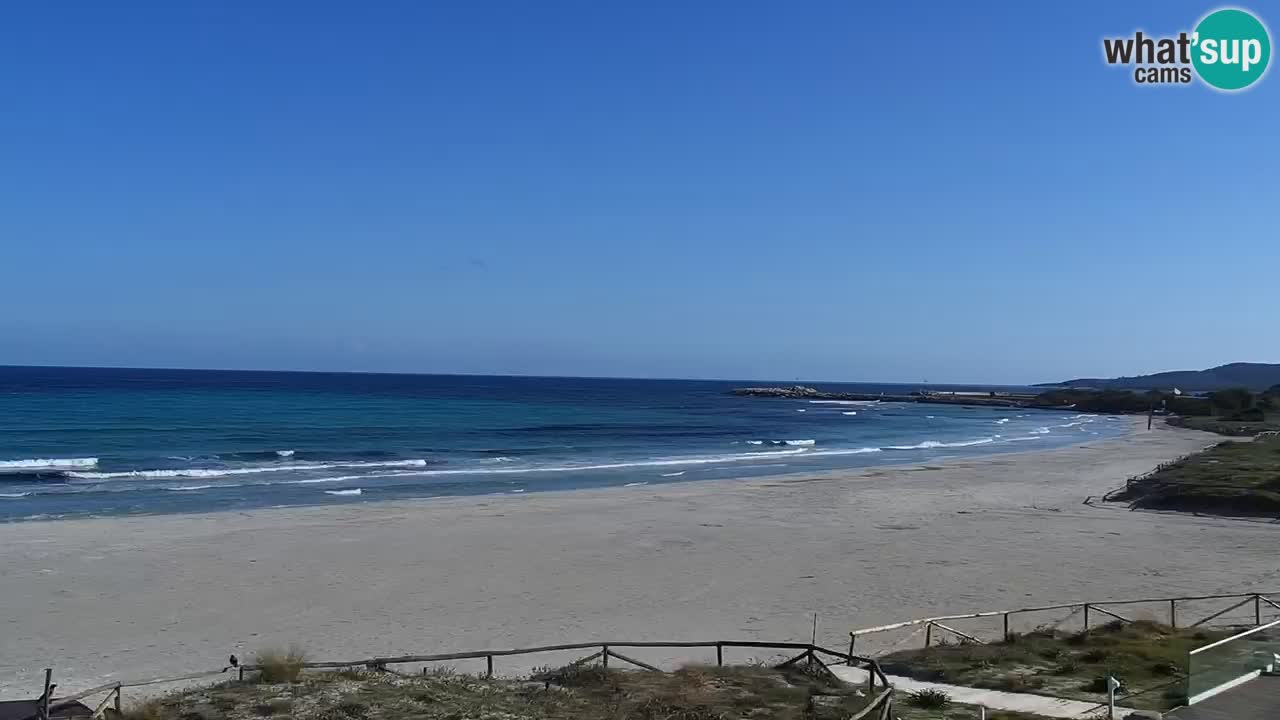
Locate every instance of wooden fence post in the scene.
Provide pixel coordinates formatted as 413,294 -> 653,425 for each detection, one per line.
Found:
485,655 -> 493,678
1170,600 -> 1177,629
1256,595 -> 1262,626
1084,604 -> 1090,631
847,635 -> 855,666
39,668 -> 53,720
601,645 -> 609,669
924,623 -> 932,648
716,643 -> 723,667
1003,613 -> 1010,642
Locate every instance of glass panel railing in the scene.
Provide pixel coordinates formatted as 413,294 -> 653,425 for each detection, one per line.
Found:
1188,620 -> 1280,704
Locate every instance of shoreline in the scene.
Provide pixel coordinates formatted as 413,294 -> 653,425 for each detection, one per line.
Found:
2,413 -> 1130,525
4,419 -> 1276,698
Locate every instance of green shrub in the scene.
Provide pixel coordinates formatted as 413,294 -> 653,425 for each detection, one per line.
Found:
906,689 -> 950,709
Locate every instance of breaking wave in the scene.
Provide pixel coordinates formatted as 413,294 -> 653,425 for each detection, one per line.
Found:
66,459 -> 431,480
886,437 -> 996,450
0,457 -> 98,471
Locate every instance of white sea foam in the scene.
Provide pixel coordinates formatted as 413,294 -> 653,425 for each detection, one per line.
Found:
659,472 -> 685,477
841,411 -> 858,416
276,450 -> 295,457
625,482 -> 649,487
66,458 -> 430,480
483,456 -> 519,463
996,418 -> 1009,424
1007,436 -> 1043,442
324,488 -> 362,496
926,415 -> 936,419
164,485 -> 213,491
284,475 -> 363,485
0,492 -> 32,498
886,437 -> 995,450
810,446 -> 881,456
784,439 -> 816,446
1031,427 -> 1051,434
796,409 -> 806,412
509,489 -> 525,493
395,448 -> 813,477
0,457 -> 99,470
746,440 -> 764,445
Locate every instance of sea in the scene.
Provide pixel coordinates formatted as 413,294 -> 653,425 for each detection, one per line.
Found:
0,366 -> 1127,522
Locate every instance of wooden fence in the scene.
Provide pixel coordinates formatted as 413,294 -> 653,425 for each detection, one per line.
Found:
39,640 -> 892,720
848,590 -> 1280,653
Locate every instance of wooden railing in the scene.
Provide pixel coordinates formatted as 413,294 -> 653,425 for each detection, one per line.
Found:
848,590 -> 1280,653
40,639 -> 891,719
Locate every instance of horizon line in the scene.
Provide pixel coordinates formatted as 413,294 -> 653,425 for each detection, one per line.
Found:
0,363 -> 1051,389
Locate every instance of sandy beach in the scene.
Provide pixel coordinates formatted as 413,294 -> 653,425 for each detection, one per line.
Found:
3,419 -> 1277,698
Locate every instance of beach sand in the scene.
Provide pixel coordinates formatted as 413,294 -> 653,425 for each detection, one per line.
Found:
3,419 -> 1277,697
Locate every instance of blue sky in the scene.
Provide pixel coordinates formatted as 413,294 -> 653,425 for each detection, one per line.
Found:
2,1 -> 1276,384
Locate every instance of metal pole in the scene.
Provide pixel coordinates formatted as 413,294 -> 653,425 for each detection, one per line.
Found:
1107,676 -> 1117,720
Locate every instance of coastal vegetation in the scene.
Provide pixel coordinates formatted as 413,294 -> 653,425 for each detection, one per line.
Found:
732,383 -> 1278,424
123,661 -> 883,720
1046,362 -> 1280,393
1112,434 -> 1280,516
879,621 -> 1232,712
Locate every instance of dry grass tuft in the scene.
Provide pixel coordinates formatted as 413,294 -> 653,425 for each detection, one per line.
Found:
253,646 -> 308,683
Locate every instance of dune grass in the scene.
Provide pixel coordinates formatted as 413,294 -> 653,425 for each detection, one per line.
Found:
879,620 -> 1232,711
123,660 -> 880,720
252,647 -> 308,684
1114,435 -> 1280,516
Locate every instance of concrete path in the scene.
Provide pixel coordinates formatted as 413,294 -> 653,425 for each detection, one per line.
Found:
830,665 -> 1140,719
1168,675 -> 1279,720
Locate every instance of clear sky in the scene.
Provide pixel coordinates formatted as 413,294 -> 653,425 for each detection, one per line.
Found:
2,1 -> 1276,384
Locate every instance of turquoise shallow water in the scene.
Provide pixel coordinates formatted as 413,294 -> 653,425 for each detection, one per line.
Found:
0,366 -> 1126,521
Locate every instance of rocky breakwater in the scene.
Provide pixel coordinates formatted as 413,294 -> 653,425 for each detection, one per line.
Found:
731,385 -> 1031,407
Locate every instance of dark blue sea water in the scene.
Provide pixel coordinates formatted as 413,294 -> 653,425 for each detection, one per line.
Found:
0,366 -> 1127,522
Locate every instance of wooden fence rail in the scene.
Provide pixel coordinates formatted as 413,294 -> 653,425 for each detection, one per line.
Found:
850,590 -> 1280,651
42,639 -> 890,716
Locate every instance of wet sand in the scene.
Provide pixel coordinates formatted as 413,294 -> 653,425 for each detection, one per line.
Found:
3,419 -> 1276,697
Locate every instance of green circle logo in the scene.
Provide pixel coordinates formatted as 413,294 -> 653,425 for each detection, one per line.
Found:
1193,8 -> 1271,90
